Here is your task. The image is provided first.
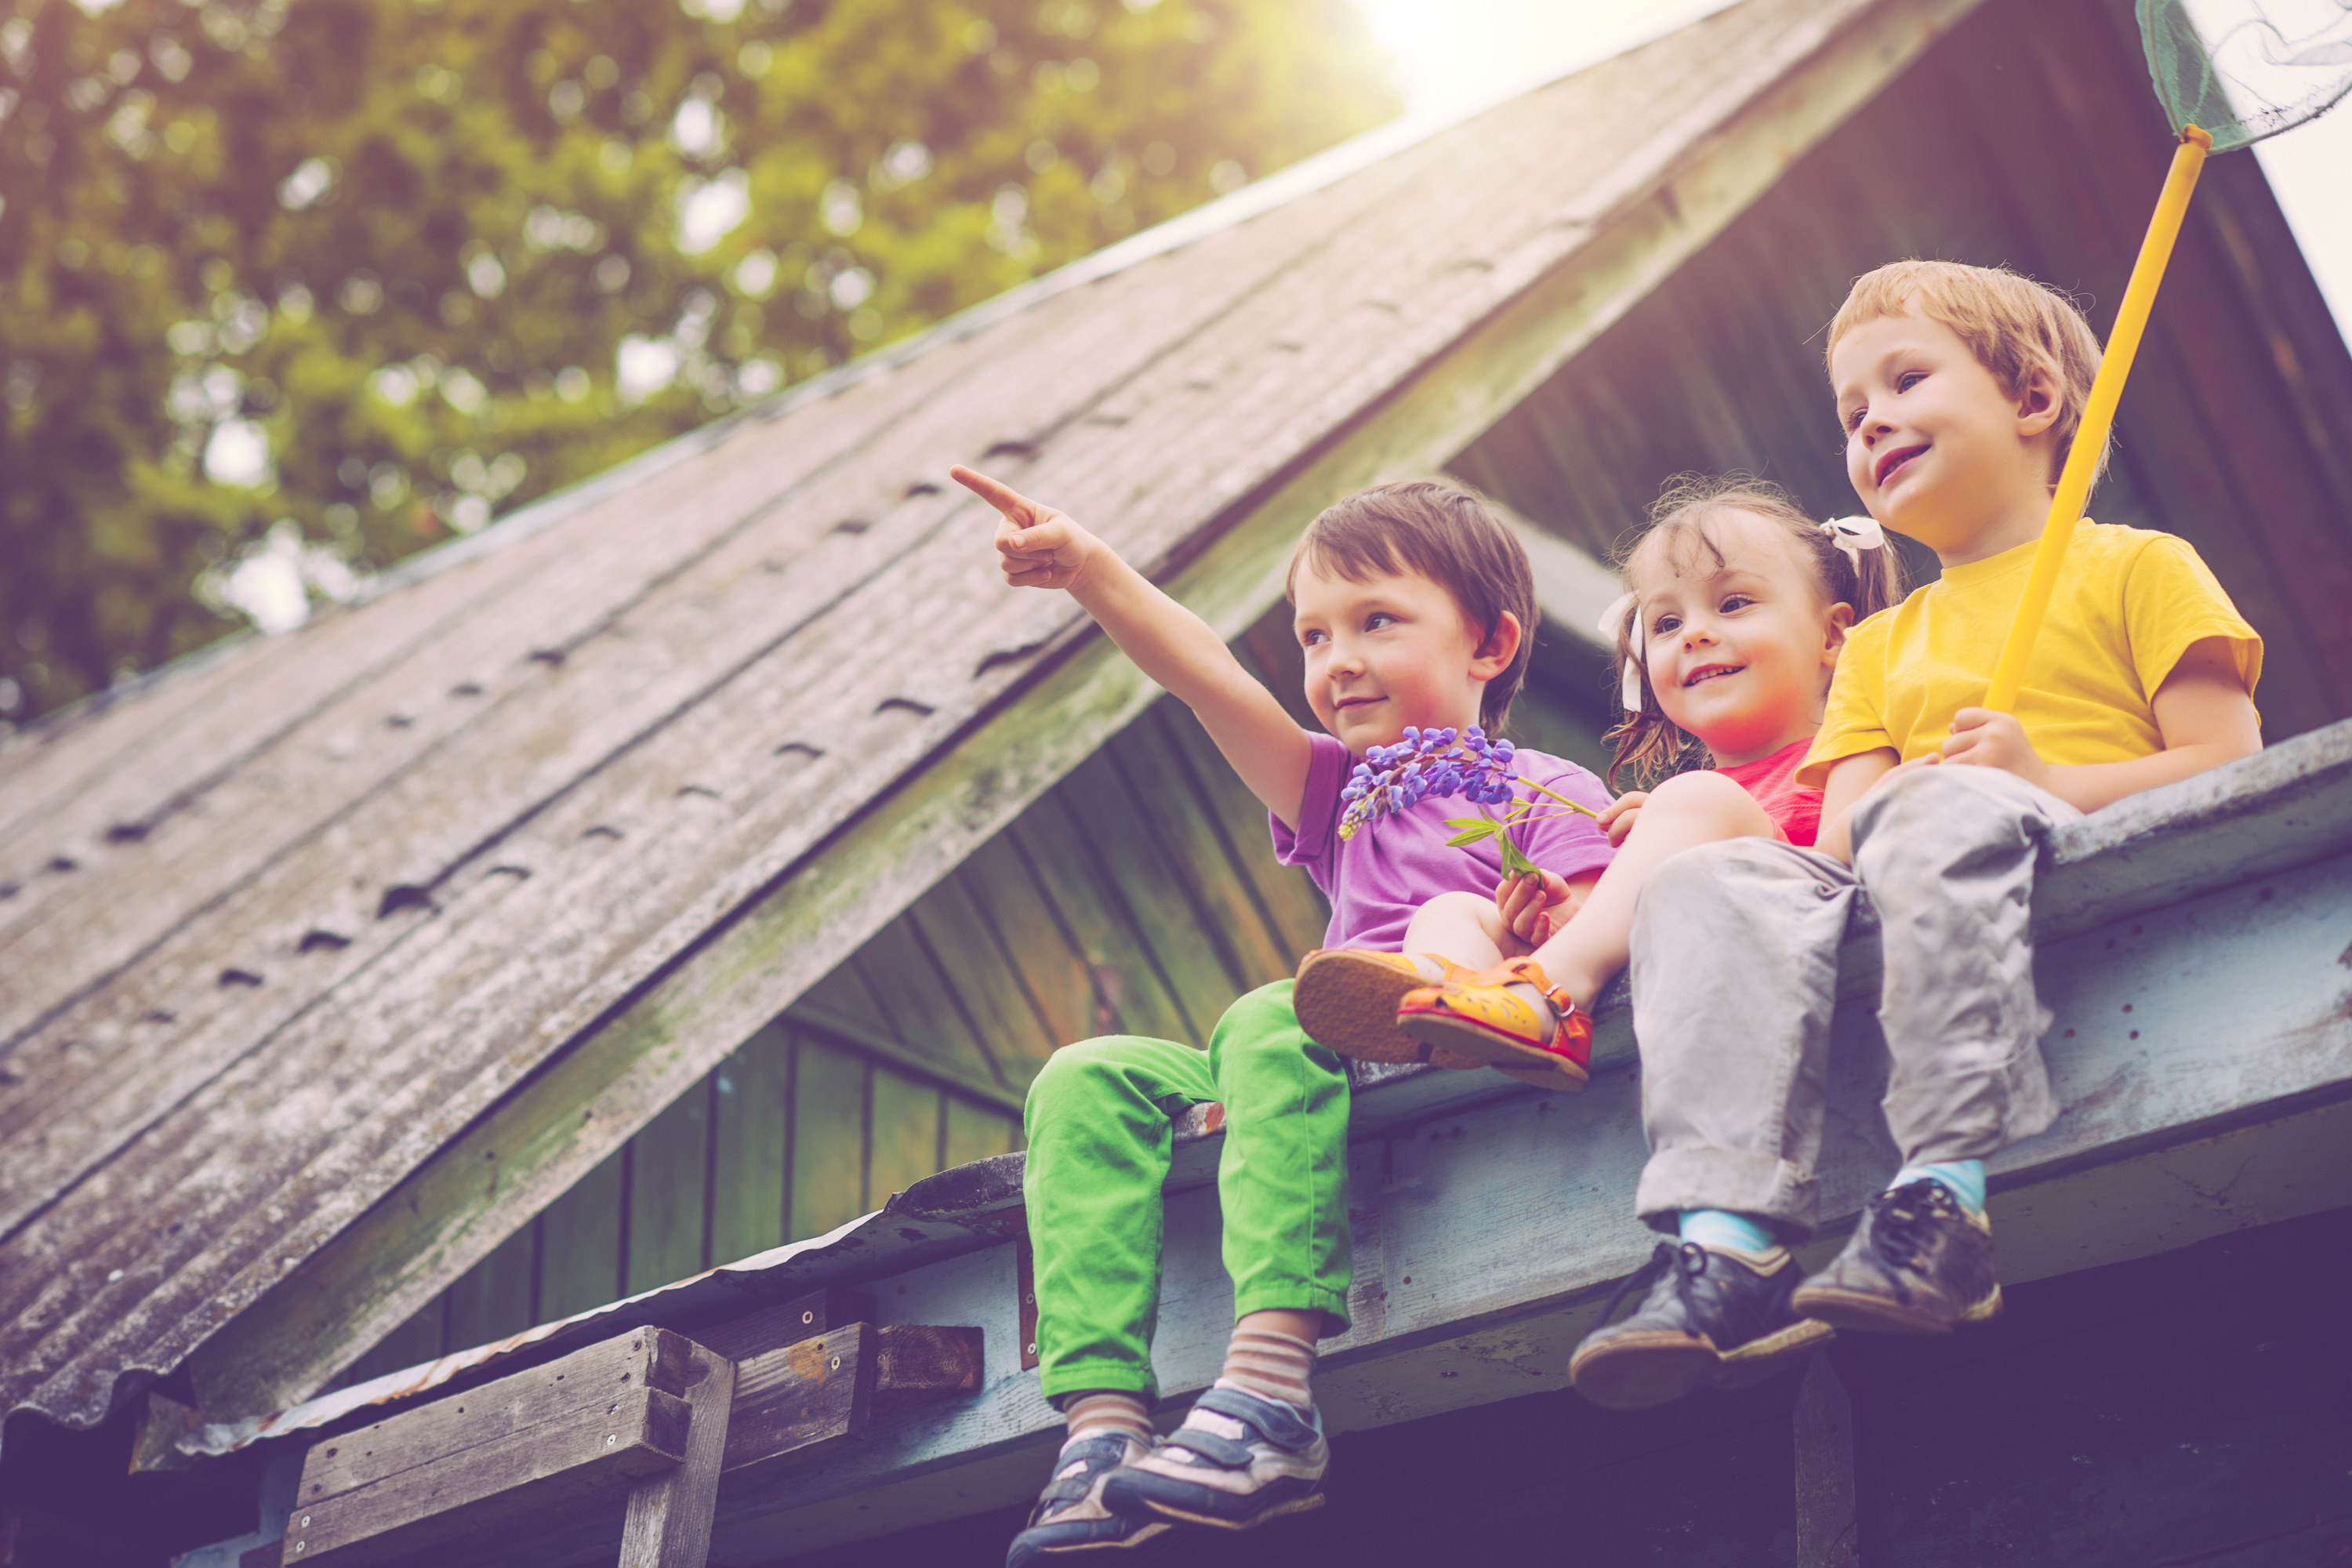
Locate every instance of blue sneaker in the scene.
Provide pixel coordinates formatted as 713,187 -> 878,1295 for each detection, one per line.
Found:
1101,1385 -> 1328,1530
1005,1434 -> 1174,1568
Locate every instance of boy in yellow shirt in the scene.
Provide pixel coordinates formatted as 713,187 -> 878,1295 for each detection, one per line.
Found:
1564,260 -> 2264,1410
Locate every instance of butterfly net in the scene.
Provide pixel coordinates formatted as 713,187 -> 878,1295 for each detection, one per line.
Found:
2138,0 -> 2352,150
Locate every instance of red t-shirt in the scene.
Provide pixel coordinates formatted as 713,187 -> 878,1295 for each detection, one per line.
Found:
1715,738 -> 1822,848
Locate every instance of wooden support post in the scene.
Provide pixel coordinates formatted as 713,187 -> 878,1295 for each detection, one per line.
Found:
1793,1352 -> 1860,1568
619,1340 -> 736,1568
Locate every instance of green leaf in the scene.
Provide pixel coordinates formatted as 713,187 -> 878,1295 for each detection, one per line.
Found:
1443,826 -> 1494,848
1497,838 -> 1539,878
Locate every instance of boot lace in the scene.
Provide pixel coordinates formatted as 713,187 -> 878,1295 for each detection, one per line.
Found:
1866,1180 -> 1959,1274
1595,1240 -> 1711,1326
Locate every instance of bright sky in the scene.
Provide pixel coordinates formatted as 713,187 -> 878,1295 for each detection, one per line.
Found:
1350,0 -> 2352,341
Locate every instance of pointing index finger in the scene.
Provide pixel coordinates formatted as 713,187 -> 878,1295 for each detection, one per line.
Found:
949,464 -> 1035,524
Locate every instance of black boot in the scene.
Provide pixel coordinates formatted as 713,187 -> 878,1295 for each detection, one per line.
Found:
1792,1178 -> 2000,1333
1569,1240 -> 1833,1410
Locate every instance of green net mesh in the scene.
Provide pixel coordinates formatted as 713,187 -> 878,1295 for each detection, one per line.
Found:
2139,0 -> 2352,150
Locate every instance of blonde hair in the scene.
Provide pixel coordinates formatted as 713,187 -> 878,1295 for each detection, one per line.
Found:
1604,474 -> 1904,789
1826,260 -> 2107,485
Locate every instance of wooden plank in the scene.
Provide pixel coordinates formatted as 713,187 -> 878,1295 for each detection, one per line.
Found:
789,1039 -> 867,1243
617,1339 -> 735,1568
902,871 -> 1059,1083
1056,749 -> 1243,1029
1008,794 -> 1199,1047
866,1070 -> 943,1210
709,1027 -> 792,1270
789,965 -> 1026,1112
292,1381 -> 689,1567
443,1218 -> 535,1354
949,833 -> 1102,1054
1102,713 -> 1295,990
1793,1354 -> 1860,1568
626,1080 -> 712,1296
871,1325 -> 984,1416
845,916 -> 1006,1090
695,1289 -> 876,1363
1153,699 -> 1330,964
299,1329 -> 695,1504
535,1148 -> 623,1324
162,0 -> 1981,1424
942,1096 -> 1016,1171
720,1323 -> 877,1478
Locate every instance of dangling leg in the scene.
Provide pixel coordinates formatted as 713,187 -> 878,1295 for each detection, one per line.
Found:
1110,983 -> 1350,1531
1570,836 -> 1849,1410
1794,764 -> 2078,1334
1010,1035 -> 1217,1567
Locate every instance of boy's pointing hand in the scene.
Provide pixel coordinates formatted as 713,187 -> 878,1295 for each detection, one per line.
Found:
952,464 -> 1099,592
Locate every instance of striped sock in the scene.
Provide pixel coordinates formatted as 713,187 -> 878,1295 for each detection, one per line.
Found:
1062,1389 -> 1153,1447
1215,1325 -> 1316,1411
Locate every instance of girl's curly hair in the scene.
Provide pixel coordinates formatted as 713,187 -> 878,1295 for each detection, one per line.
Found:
1602,474 -> 1905,789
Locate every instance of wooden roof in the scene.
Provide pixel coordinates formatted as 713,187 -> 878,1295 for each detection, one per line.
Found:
2,0 -> 1987,1440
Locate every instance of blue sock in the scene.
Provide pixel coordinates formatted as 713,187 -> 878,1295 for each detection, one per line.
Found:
1893,1160 -> 1986,1214
1677,1209 -> 1777,1254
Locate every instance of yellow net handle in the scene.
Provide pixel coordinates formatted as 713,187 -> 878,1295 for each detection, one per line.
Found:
1983,124 -> 2212,714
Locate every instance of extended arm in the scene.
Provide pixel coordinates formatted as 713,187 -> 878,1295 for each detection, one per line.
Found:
953,465 -> 1316,824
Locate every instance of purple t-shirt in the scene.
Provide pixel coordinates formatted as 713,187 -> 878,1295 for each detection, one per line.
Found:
1271,731 -> 1614,953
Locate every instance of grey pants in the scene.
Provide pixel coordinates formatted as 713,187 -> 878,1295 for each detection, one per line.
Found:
1628,764 -> 2081,1238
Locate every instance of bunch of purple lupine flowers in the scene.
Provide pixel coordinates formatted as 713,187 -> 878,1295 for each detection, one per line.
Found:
1336,724 -> 1519,841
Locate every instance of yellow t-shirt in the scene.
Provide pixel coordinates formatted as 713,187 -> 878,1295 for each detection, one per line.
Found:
1798,520 -> 2262,789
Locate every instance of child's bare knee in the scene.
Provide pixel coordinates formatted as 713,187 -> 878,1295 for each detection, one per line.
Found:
1424,889 -> 1496,921
1646,768 -> 1771,830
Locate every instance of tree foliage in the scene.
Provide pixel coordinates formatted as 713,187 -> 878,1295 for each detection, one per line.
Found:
0,0 -> 1397,724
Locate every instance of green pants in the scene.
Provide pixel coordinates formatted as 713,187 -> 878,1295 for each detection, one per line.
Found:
1022,981 -> 1354,1406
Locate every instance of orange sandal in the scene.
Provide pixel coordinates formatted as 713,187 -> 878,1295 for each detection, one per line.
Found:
1294,949 -> 1481,1064
1396,958 -> 1592,1091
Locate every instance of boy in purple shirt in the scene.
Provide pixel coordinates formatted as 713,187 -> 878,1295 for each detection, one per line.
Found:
953,466 -> 1612,1564
1275,731 -> 1611,955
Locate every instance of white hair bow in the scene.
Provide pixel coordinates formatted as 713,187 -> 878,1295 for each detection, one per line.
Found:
1821,515 -> 1886,571
1596,591 -> 1644,712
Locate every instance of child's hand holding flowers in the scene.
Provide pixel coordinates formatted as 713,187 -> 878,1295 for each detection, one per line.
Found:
1497,868 -> 1580,950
